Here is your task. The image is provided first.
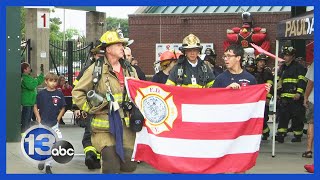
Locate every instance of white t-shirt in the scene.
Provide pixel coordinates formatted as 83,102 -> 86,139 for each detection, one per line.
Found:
305,62 -> 314,104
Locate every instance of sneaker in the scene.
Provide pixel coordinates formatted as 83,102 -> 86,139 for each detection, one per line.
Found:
304,164 -> 314,173
291,137 -> 302,142
38,162 -> 45,171
45,165 -> 52,174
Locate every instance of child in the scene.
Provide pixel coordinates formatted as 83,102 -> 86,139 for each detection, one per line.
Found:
33,72 -> 66,174
21,62 -> 44,135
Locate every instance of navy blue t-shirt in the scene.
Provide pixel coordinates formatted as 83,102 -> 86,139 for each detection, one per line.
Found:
152,71 -> 169,84
212,69 -> 257,88
36,89 -> 66,127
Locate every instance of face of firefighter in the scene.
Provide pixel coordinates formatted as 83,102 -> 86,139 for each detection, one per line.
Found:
256,60 -> 266,70
106,43 -> 125,60
283,54 -> 294,64
124,47 -> 132,63
223,50 -> 241,70
45,79 -> 58,91
185,48 -> 200,63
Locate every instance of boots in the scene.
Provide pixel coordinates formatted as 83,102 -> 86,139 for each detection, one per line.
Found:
275,133 -> 285,143
85,151 -> 100,170
291,136 -> 302,142
262,132 -> 270,140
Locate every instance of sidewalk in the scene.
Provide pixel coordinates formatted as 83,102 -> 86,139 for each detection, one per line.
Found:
7,112 -> 313,174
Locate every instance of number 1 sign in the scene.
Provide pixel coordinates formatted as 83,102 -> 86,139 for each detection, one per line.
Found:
37,11 -> 49,29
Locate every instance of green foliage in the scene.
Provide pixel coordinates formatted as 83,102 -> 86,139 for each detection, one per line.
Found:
50,17 -> 64,41
105,17 -> 129,37
20,8 -> 25,40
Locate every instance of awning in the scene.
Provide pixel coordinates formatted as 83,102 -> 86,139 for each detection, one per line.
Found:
277,11 -> 314,40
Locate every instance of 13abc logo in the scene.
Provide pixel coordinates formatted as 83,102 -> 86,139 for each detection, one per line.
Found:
21,125 -> 74,164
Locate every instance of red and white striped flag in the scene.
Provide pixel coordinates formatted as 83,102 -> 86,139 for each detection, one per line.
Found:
125,79 -> 267,174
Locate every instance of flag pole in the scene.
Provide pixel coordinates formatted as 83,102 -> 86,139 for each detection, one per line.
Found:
272,40 -> 279,157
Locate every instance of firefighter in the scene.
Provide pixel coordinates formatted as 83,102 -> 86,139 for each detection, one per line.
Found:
203,48 -> 223,77
253,53 -> 274,140
72,43 -> 104,170
276,46 -> 307,143
166,34 -> 215,87
152,50 -> 179,84
72,30 -> 139,173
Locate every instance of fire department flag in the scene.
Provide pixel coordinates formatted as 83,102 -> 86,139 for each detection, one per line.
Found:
125,78 -> 267,174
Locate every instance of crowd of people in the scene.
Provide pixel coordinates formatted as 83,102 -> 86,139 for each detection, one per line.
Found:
20,29 -> 314,174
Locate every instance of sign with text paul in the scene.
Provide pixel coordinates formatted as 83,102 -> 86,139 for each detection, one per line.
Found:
277,11 -> 314,40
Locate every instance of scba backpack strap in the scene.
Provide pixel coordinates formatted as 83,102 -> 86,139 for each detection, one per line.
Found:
199,60 -> 209,87
176,56 -> 186,86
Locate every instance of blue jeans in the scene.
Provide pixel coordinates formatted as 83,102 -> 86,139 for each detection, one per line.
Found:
21,106 -> 33,133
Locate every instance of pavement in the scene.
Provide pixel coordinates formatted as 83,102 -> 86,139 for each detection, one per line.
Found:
6,111 -> 314,174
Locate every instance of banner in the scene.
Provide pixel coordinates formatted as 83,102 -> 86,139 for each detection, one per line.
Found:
277,11 -> 314,40
126,79 -> 267,174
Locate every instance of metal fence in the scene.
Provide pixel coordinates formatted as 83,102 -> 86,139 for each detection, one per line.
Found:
49,40 -> 93,85
21,39 -> 31,64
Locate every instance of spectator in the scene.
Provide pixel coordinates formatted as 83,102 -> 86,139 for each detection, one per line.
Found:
21,62 -> 44,135
57,75 -> 72,125
302,62 -> 314,159
34,72 -> 66,174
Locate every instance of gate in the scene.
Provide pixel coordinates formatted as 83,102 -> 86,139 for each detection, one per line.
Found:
49,40 -> 93,85
21,39 -> 31,64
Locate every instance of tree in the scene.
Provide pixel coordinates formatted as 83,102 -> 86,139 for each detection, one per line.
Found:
105,17 -> 129,37
50,17 -> 64,41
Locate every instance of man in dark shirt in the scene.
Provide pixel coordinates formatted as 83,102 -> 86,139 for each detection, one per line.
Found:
212,44 -> 257,88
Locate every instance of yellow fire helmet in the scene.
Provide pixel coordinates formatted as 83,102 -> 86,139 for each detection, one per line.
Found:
180,33 -> 203,51
99,29 -> 129,47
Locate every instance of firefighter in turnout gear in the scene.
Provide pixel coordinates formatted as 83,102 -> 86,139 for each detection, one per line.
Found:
72,30 -> 139,173
253,53 -> 274,140
72,43 -> 104,170
276,46 -> 307,143
166,34 -> 215,87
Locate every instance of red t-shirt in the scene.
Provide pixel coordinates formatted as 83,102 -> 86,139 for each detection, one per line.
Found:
114,66 -> 124,91
56,84 -> 72,96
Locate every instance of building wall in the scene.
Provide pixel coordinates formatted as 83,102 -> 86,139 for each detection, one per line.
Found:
128,12 -> 291,76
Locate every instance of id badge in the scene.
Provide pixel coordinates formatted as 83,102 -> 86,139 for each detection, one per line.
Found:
191,76 -> 197,85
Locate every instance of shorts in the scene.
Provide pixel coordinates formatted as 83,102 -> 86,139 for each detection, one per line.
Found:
306,102 -> 314,124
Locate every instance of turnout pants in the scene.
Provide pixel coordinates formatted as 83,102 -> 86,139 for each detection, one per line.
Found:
277,98 -> 305,137
91,124 -> 137,174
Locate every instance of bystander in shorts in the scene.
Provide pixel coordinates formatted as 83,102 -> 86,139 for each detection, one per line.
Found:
306,102 -> 314,124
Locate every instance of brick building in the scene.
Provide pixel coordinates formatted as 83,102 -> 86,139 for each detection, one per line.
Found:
127,6 -> 312,76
